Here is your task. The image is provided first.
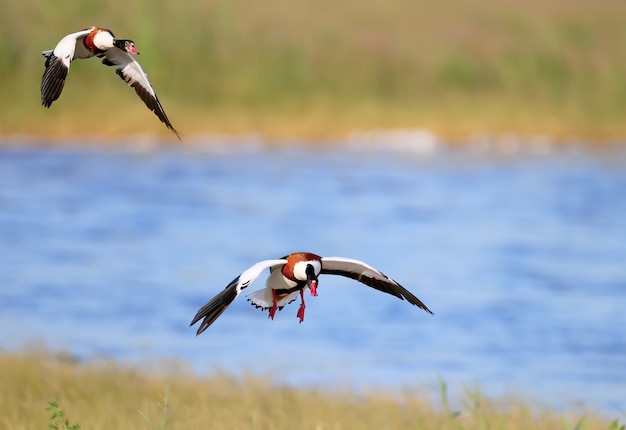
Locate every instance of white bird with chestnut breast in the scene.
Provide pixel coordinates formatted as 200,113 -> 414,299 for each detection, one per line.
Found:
40,26 -> 180,138
190,252 -> 433,335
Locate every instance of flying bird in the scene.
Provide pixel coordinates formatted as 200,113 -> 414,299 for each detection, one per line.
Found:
190,252 -> 433,335
40,26 -> 180,138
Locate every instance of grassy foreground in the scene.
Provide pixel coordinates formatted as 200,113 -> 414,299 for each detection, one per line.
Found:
1,0 -> 626,140
0,350 -> 619,430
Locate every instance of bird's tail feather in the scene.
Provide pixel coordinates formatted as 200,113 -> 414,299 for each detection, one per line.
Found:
246,288 -> 299,310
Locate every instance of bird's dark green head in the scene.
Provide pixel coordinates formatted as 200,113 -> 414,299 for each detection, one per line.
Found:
306,264 -> 318,296
114,39 -> 139,55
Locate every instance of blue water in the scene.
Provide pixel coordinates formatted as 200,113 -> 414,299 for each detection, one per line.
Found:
1,136 -> 625,413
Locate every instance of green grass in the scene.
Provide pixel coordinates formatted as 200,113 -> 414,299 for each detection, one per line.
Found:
0,349 -> 619,429
46,399 -> 81,430
1,0 -> 626,139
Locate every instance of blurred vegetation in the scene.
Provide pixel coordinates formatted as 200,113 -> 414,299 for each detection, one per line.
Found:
1,0 -> 626,139
1,350 -> 617,429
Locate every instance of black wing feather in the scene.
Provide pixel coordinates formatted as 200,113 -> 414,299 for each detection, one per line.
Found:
190,276 -> 240,335
41,54 -> 68,108
114,68 -> 181,139
321,268 -> 434,314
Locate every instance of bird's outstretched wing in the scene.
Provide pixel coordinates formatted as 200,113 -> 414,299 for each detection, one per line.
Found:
41,28 -> 93,108
320,256 -> 433,314
103,48 -> 181,139
190,259 -> 287,335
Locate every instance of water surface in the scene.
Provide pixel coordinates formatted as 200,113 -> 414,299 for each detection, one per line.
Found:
1,137 -> 625,413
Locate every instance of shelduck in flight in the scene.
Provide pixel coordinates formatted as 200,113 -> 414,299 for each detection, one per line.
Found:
190,252 -> 433,335
40,26 -> 180,138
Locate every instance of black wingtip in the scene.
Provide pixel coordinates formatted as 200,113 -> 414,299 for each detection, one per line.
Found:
189,307 -> 210,329
194,323 -> 208,337
189,315 -> 201,328
190,283 -> 239,336
190,313 -> 210,336
417,298 -> 434,315
170,127 -> 183,141
400,290 -> 435,315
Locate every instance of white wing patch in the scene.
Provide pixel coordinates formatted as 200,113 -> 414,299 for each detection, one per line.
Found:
236,259 -> 287,294
103,48 -> 156,96
321,256 -> 397,284
51,28 -> 94,65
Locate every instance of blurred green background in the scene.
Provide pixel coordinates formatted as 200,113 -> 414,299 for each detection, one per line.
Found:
1,0 -> 625,138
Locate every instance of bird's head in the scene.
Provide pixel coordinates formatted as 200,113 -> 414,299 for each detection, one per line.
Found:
305,264 -> 318,297
114,39 -> 139,55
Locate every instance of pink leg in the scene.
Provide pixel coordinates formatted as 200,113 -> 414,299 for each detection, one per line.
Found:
297,289 -> 306,323
268,289 -> 278,320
